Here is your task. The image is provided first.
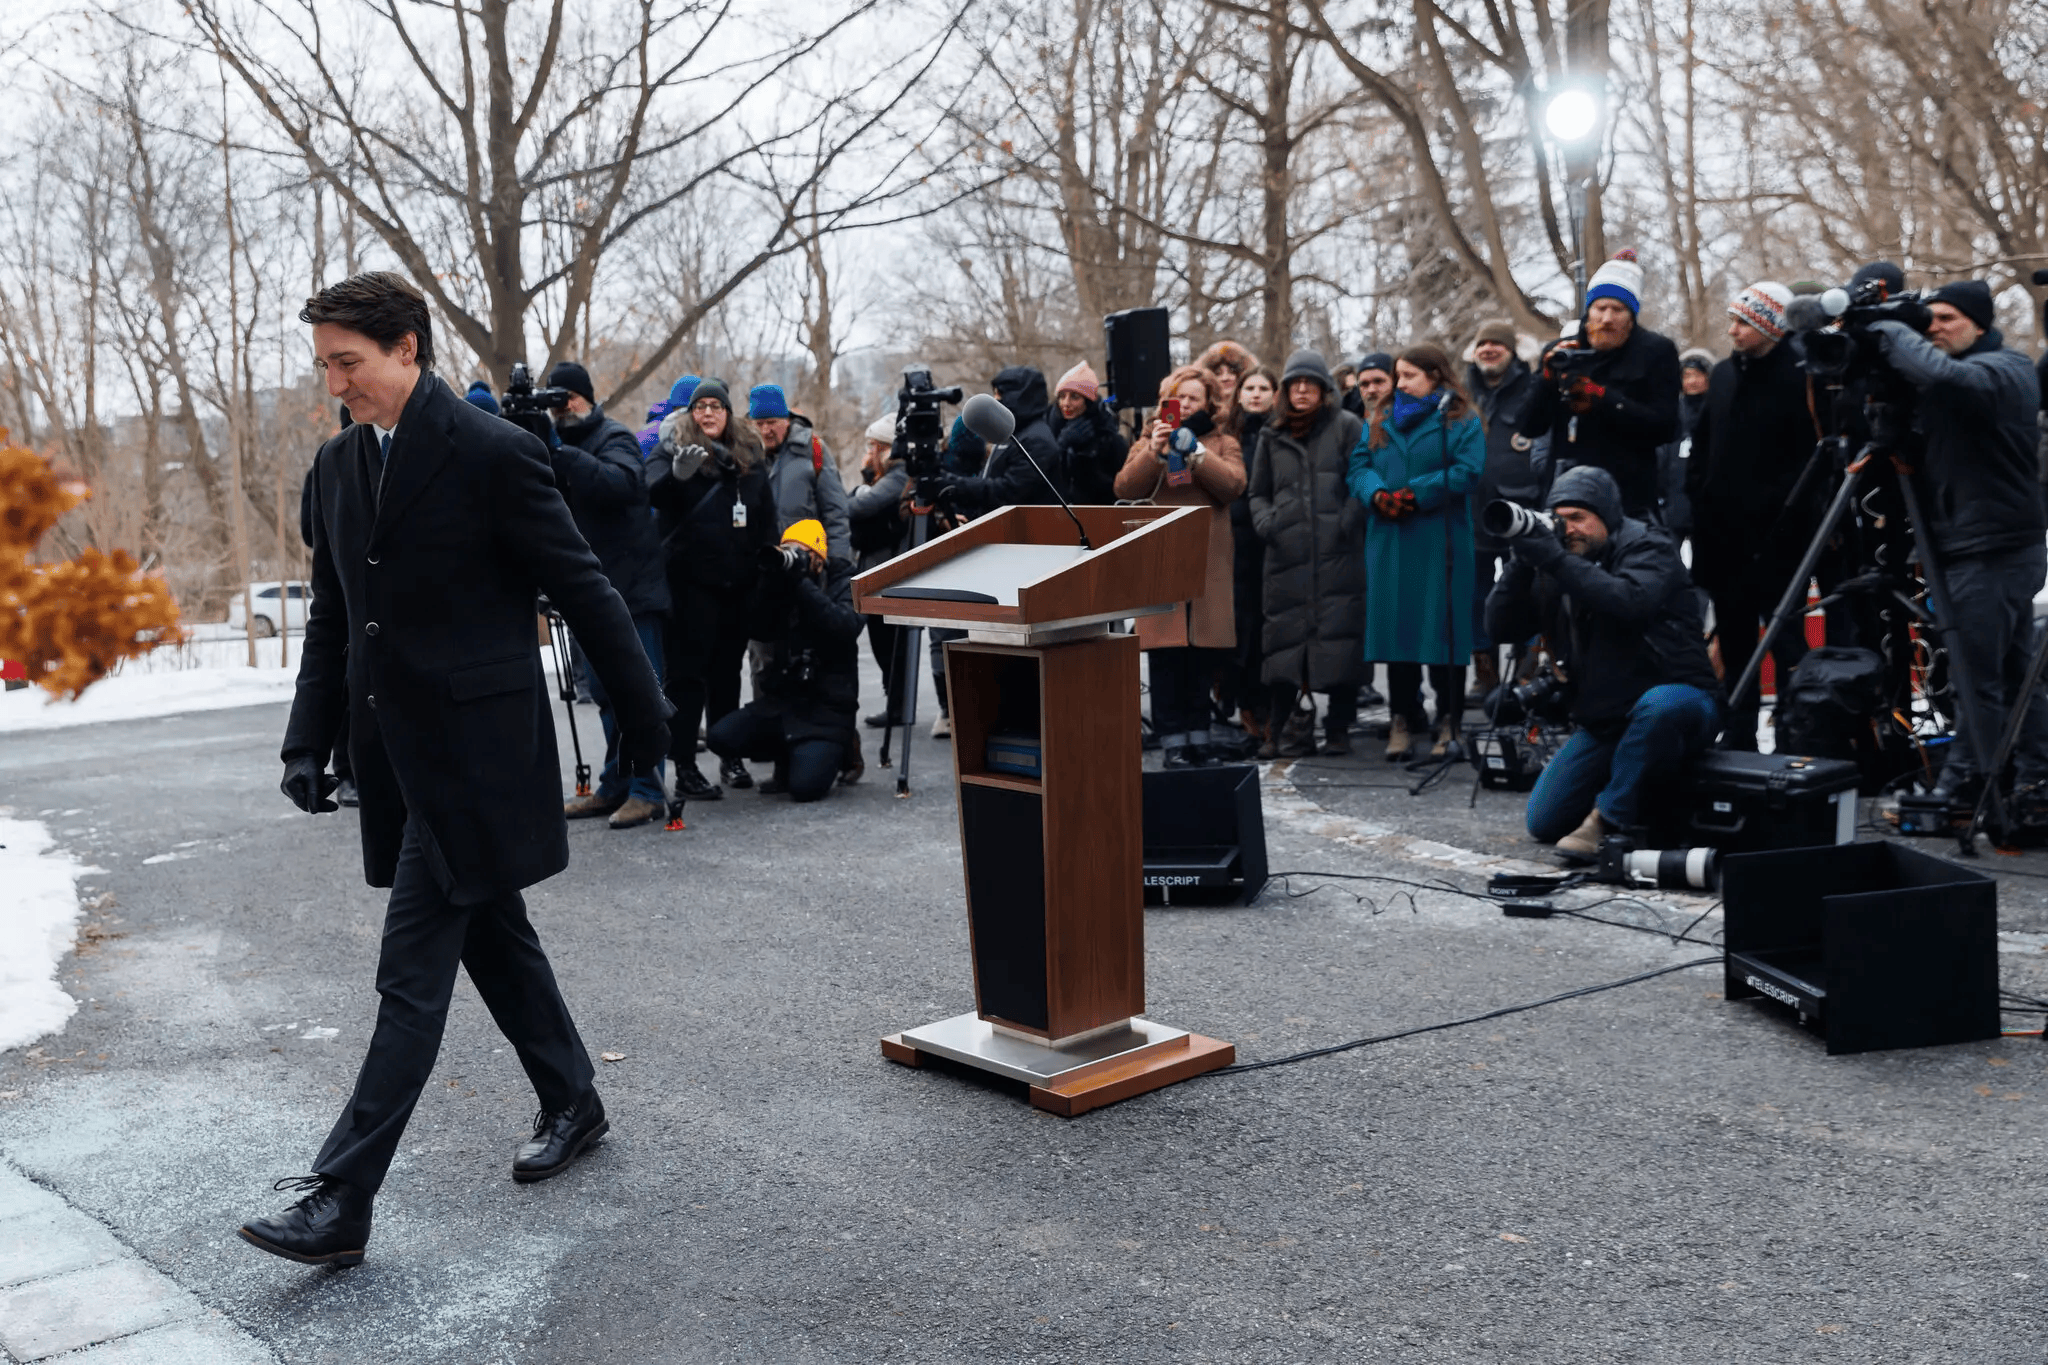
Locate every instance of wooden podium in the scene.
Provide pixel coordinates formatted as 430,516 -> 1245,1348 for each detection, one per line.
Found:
856,505 -> 1236,1116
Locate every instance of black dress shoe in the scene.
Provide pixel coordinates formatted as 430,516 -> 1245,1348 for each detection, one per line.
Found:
513,1094 -> 610,1183
238,1175 -> 373,1267
675,767 -> 722,801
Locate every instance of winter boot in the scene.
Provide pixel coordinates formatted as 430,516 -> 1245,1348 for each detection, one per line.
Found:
1467,650 -> 1499,704
1384,715 -> 1413,762
1431,716 -> 1461,760
1277,703 -> 1319,757
1555,807 -> 1608,860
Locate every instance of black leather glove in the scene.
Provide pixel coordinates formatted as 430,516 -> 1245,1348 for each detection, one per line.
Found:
281,755 -> 340,813
620,720 -> 670,779
1511,528 -> 1568,569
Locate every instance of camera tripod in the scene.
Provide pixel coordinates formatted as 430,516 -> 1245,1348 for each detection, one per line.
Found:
1726,399 -> 2012,853
876,490 -> 939,797
541,604 -> 592,799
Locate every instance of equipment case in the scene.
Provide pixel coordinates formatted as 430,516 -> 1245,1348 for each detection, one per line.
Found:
1679,751 -> 1859,853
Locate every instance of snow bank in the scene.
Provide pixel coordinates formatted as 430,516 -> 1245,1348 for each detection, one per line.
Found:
0,666 -> 300,733
0,817 -> 90,1052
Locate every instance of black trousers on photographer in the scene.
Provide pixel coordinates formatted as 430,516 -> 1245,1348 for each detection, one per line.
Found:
1939,542 -> 2048,787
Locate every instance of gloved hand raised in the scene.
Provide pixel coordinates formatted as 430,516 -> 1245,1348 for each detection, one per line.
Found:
1510,525 -> 1568,568
1565,375 -> 1607,413
281,756 -> 340,814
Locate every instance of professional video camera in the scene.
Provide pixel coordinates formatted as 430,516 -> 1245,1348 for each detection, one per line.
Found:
893,367 -> 964,486
499,362 -> 574,443
1784,279 -> 1933,386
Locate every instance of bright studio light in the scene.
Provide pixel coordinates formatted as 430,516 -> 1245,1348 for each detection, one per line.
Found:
1544,88 -> 1600,144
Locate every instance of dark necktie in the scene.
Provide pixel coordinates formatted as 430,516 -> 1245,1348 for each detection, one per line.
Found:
370,432 -> 391,497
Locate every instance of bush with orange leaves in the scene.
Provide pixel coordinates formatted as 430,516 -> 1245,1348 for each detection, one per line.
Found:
0,434 -> 184,699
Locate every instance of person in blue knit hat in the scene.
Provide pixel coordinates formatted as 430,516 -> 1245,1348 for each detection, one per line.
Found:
1515,249 -> 1681,519
637,374 -> 701,459
749,383 -> 851,565
463,379 -> 500,416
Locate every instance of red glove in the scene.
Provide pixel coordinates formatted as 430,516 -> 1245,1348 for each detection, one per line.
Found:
1566,375 -> 1607,413
1395,488 -> 1417,515
1372,488 -> 1416,520
1540,340 -> 1581,381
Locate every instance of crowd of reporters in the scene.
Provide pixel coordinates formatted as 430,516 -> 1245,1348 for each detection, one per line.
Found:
424,248 -> 2042,858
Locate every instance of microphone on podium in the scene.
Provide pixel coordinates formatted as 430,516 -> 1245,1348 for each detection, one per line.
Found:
962,392 -> 1092,551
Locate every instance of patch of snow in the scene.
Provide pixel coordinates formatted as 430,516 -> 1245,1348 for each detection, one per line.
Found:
0,667 -> 299,733
0,817 -> 91,1051
140,851 -> 195,866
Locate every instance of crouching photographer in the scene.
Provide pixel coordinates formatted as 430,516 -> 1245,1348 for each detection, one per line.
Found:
705,519 -> 865,802
1484,466 -> 1722,858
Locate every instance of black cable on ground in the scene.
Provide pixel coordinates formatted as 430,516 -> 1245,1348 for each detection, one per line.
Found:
1206,956 -> 1725,1075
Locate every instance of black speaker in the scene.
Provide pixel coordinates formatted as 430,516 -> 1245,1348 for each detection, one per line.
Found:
1721,841 -> 1998,1055
1103,307 -> 1173,411
1141,764 -> 1268,906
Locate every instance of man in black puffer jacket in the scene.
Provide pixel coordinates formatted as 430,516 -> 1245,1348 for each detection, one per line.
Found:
1487,466 -> 1722,858
1518,251 -> 1682,519
707,519 -> 866,802
547,360 -> 672,828
1867,279 -> 2048,803
1685,283 -> 1825,751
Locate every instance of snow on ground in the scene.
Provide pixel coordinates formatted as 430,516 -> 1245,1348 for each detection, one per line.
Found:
0,816 -> 91,1052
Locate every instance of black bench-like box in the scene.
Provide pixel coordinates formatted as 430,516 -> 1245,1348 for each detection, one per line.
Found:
1721,841 -> 1998,1055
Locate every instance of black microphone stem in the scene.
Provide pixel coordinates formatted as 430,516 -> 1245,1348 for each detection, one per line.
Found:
1007,435 -> 1092,551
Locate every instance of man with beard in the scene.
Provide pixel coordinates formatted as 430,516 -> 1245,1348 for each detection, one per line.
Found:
1465,321 -> 1547,699
1519,250 -> 1682,519
1344,351 -> 1394,418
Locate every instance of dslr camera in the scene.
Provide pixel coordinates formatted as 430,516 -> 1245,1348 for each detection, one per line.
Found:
762,542 -> 816,576
1481,499 -> 1558,541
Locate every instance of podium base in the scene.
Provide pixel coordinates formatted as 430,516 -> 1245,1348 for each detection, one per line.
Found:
882,1011 -> 1234,1117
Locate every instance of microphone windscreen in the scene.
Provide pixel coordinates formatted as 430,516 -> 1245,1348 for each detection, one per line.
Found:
961,392 -> 1016,446
1783,295 -> 1836,334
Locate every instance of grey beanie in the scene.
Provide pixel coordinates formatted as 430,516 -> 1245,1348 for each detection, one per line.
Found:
1546,465 -> 1624,534
1280,349 -> 1336,392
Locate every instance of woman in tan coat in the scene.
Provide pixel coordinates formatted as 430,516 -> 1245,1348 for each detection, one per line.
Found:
1114,364 -> 1247,767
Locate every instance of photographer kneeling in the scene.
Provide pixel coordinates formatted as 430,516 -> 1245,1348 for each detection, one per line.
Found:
706,519 -> 864,802
1486,466 -> 1722,858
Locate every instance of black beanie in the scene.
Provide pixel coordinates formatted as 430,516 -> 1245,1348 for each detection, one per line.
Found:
1848,261 -> 1906,298
1926,280 -> 1996,333
547,360 -> 595,403
691,377 -> 732,412
1355,351 -> 1395,378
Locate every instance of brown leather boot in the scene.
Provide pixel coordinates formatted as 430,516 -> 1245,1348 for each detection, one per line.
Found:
1467,650 -> 1500,703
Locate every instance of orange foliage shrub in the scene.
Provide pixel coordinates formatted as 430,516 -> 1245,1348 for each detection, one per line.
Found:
0,435 -> 185,699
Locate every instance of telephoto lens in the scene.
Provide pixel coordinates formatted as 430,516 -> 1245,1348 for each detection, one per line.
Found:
1621,847 -> 1719,892
1480,499 -> 1557,540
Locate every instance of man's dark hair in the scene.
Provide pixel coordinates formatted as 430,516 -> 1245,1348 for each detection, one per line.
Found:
300,271 -> 434,369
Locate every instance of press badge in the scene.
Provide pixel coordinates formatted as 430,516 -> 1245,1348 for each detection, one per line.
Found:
732,501 -> 748,528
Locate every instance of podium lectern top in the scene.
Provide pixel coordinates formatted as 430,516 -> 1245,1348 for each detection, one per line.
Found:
852,504 -> 1208,638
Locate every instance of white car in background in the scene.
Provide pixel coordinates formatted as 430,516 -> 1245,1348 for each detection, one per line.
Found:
225,582 -> 312,637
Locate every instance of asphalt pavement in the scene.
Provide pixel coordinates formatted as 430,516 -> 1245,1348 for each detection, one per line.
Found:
3,674 -> 2047,1363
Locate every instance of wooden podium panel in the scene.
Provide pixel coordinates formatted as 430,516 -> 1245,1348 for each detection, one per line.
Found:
946,634 -> 1144,1041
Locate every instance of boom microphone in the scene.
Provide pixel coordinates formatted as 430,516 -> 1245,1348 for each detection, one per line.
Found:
961,392 -> 1093,551
1783,292 -> 1846,334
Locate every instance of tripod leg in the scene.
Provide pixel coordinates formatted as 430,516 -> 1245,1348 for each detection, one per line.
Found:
895,624 -> 923,798
1963,616 -> 2048,847
1725,462 -> 1864,725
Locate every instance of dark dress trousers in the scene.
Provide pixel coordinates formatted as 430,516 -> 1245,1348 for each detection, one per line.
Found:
284,371 -> 668,1191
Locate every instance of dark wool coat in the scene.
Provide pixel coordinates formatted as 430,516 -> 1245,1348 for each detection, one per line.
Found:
284,372 -> 669,900
1248,400 -> 1367,690
1348,405 -> 1486,666
1683,342 -> 1825,597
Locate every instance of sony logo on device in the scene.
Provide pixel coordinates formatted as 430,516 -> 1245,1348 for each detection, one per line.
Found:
1744,974 -> 1803,1009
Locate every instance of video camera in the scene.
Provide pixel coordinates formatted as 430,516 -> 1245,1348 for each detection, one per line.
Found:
501,362 -> 572,417
1784,278 -> 1932,386
893,367 -> 964,485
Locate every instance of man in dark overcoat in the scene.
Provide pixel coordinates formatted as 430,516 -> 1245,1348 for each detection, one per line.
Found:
238,272 -> 670,1267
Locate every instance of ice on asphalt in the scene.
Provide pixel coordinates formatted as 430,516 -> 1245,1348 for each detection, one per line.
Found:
0,816 -> 91,1052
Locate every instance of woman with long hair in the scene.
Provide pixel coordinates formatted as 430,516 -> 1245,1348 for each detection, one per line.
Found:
1114,364 -> 1247,766
1346,343 -> 1486,761
1248,351 -> 1367,756
1195,340 -> 1260,419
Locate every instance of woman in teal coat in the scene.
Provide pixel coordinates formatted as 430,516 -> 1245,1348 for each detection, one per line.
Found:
1346,342 -> 1486,761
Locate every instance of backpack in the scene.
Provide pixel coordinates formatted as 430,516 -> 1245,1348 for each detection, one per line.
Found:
1775,645 -> 1911,792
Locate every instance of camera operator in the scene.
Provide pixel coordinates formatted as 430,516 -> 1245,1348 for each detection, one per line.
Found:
1865,278 -> 2048,803
1486,465 -> 1721,858
851,413 -> 910,729
1684,283 -> 1824,752
706,519 -> 865,802
1518,251 -> 1682,520
544,361 -> 671,827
